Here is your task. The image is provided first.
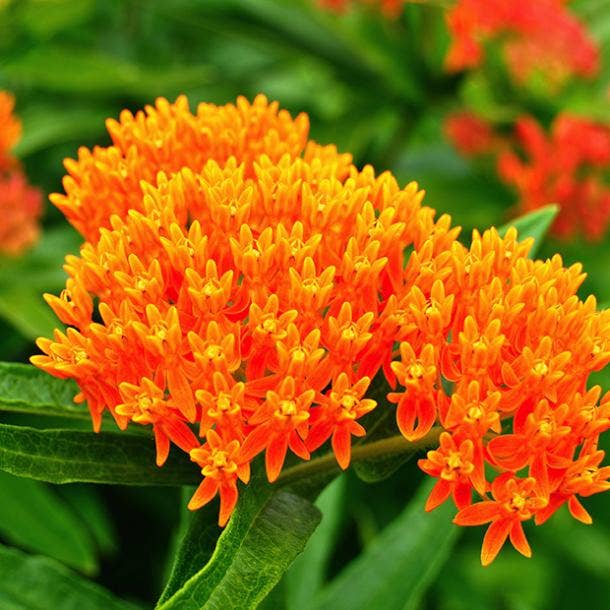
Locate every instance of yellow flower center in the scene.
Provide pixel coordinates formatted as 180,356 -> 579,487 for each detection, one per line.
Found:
341,324 -> 358,341
408,362 -> 425,379
261,317 -> 278,334
278,399 -> 297,416
467,405 -> 483,421
205,345 -> 223,360
532,361 -> 549,376
510,493 -> 527,512
202,279 -> 221,297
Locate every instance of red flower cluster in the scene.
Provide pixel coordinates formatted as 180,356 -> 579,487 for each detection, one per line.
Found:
443,111 -> 498,157
0,92 -> 42,256
446,0 -> 599,85
499,115 -> 610,241
33,96 -> 610,564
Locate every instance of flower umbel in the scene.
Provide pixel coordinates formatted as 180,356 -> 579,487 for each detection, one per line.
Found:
33,96 -> 610,564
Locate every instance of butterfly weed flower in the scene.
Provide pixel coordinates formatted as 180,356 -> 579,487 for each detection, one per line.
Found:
445,0 -> 599,86
498,114 -> 610,241
33,96 -> 610,561
0,91 -> 42,256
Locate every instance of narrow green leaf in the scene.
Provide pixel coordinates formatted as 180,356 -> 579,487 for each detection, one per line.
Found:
0,289 -> 62,341
312,480 -> 460,610
14,105 -> 111,157
158,503 -> 221,604
285,475 -> 346,610
497,204 -> 559,257
0,362 -> 86,419
0,423 -> 199,486
157,481 -> 321,610
0,544 -> 141,610
0,225 -> 80,338
4,46 -> 211,98
0,471 -> 97,574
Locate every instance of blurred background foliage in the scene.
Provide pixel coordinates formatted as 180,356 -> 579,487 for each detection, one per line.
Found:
1,0 -> 610,608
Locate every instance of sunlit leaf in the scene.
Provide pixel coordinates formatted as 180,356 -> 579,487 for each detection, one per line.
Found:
497,204 -> 559,257
158,480 -> 321,610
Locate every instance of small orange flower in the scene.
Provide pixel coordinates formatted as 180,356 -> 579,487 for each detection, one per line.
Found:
307,373 -> 377,469
189,429 -> 250,526
455,473 -> 548,566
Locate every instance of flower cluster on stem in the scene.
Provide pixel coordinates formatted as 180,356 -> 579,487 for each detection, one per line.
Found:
33,95 -> 610,564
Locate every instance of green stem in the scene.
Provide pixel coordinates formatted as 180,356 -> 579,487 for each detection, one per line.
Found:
278,425 -> 442,486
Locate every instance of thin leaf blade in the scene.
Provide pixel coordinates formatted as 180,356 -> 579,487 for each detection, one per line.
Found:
0,423 -> 199,486
0,471 -> 97,574
497,204 -> 559,257
313,480 -> 460,610
158,482 -> 321,610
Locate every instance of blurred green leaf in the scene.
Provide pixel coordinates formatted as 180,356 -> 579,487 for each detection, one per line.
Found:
498,204 -> 559,257
56,485 -> 118,556
0,362 -> 85,419
14,0 -> 96,40
538,509 -> 610,579
0,543 -> 141,610
4,46 -> 211,98
312,480 -> 459,610
0,471 -> 97,573
285,475 -> 346,610
0,288 -> 61,341
158,484 -> 321,610
14,104 -> 111,157
0,422 -> 199,485
0,225 -> 80,339
436,544 -> 554,610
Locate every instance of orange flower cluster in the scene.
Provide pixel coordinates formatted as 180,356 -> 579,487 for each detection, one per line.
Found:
0,92 -> 22,172
446,0 -> 599,85
33,96 -> 610,564
498,115 -> 610,241
0,92 -> 42,256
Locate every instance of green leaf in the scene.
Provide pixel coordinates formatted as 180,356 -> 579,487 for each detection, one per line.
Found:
0,289 -> 62,342
285,475 -> 346,610
14,104 -> 111,158
0,226 -> 80,339
0,422 -> 199,486
0,543 -> 141,610
0,471 -> 97,574
55,485 -> 118,556
4,46 -> 211,98
157,481 -> 322,610
0,362 -> 86,419
312,479 -> 460,610
158,502 -> 221,604
497,205 -> 559,257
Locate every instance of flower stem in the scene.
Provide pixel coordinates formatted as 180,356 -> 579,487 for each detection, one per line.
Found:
278,426 -> 442,486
